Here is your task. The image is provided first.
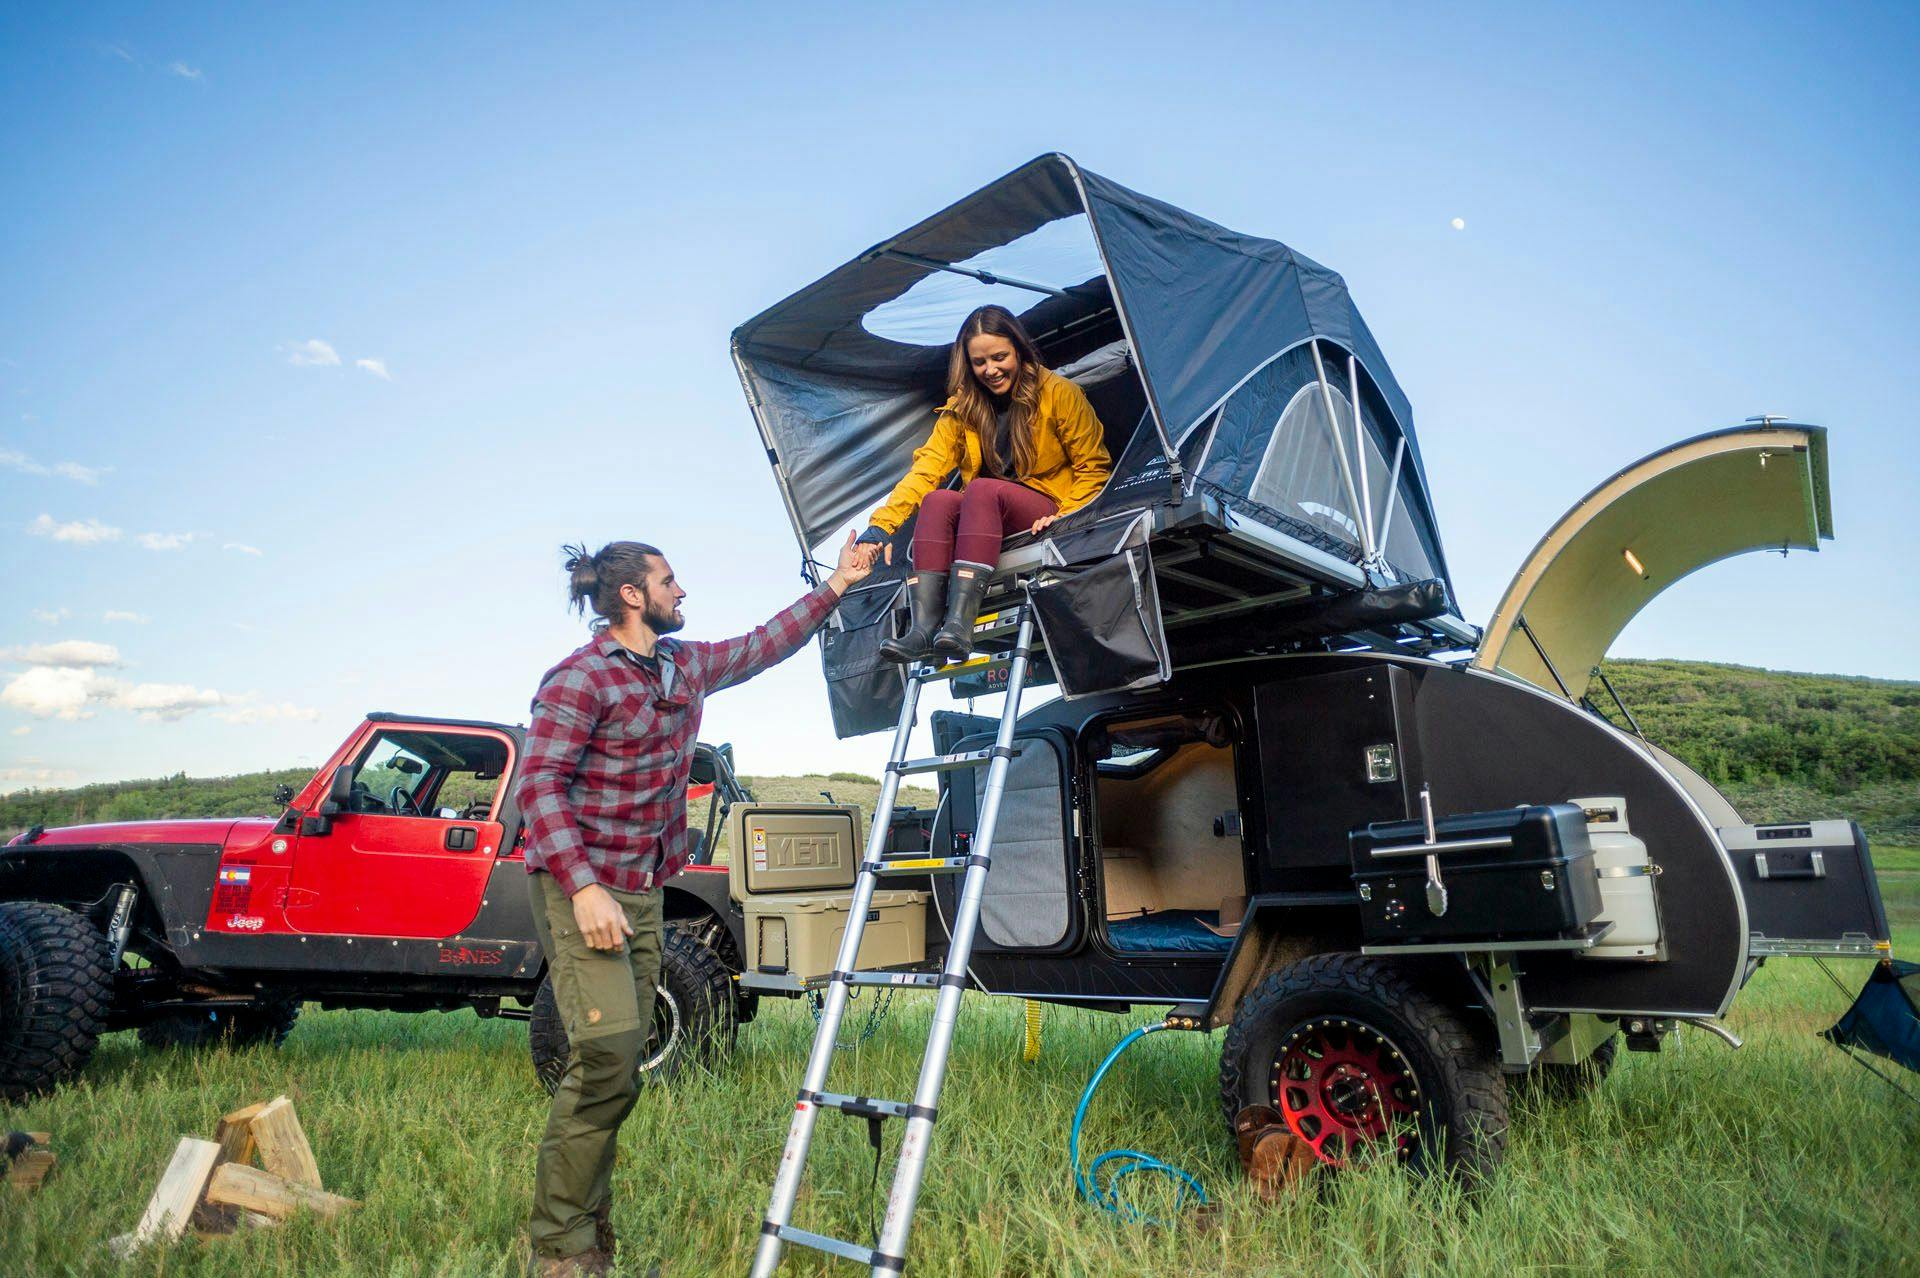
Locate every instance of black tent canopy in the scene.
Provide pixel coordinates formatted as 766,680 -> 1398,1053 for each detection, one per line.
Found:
733,153 -> 1457,602
733,155 -> 1474,732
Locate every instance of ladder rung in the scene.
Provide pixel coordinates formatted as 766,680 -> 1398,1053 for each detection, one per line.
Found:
841,970 -> 942,988
869,855 -> 980,876
889,746 -> 1014,775
971,605 -> 1025,638
770,1224 -> 877,1267
913,653 -> 1013,683
805,1090 -> 912,1121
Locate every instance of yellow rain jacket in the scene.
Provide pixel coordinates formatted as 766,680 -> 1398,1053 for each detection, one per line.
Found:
868,368 -> 1112,535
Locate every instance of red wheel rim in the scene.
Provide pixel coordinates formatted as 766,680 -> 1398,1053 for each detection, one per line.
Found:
1270,1016 -> 1422,1166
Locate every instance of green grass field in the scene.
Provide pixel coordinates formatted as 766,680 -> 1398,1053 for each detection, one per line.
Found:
3,855 -> 1914,1276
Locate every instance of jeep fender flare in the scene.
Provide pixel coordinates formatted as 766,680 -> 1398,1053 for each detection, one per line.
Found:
0,844 -> 198,961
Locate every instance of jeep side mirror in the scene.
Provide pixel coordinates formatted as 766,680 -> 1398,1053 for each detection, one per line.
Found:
272,783 -> 295,805
301,764 -> 356,837
325,763 -> 355,812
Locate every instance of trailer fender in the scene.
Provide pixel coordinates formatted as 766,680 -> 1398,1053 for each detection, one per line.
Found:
1199,892 -> 1359,1031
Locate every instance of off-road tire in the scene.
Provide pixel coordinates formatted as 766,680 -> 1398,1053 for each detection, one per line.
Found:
0,902 -> 113,1102
136,997 -> 301,1051
1219,952 -> 1509,1185
1513,1033 -> 1618,1103
529,920 -> 737,1094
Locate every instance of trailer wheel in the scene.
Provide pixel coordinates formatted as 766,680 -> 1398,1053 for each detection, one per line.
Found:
529,920 -> 736,1094
137,997 -> 301,1051
1514,1034 -> 1618,1103
1219,953 -> 1509,1184
0,902 -> 113,1101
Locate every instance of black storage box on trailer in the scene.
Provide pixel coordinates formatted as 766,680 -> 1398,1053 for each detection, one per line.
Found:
1719,820 -> 1891,956
1349,803 -> 1605,947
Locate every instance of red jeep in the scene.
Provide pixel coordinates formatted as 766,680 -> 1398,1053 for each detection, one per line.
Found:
0,713 -> 767,1099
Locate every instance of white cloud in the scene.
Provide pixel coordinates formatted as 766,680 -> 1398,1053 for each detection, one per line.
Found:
103,610 -> 148,624
1,446 -> 105,483
31,608 -> 70,625
0,667 -> 228,722
222,542 -> 263,557
0,766 -> 78,791
166,61 -> 203,81
100,43 -> 137,64
355,357 -> 393,381
28,514 -> 122,544
113,680 -> 225,720
136,530 -> 198,551
1,667 -> 104,720
282,338 -> 341,367
2,640 -> 123,668
215,699 -> 321,725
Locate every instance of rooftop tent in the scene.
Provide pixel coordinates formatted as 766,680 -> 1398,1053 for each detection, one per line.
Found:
731,154 -> 1455,599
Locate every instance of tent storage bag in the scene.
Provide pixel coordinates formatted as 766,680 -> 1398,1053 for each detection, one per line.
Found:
1349,804 -> 1603,947
1026,546 -> 1170,699
819,579 -> 907,738
744,890 -> 928,982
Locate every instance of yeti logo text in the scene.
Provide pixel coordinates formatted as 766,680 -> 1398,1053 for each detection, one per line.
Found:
226,915 -> 266,931
771,833 -> 840,871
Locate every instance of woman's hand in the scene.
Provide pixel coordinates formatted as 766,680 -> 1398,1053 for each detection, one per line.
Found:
828,529 -> 877,594
1029,513 -> 1062,536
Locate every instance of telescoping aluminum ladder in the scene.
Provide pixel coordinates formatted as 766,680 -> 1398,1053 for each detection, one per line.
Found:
751,604 -> 1038,1277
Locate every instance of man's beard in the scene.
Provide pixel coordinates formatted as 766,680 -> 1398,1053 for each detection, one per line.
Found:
644,600 -> 685,634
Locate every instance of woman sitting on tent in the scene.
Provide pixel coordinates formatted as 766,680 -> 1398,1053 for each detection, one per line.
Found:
857,304 -> 1112,663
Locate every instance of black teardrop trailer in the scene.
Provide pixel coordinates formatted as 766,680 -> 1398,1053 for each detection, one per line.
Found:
726,154 -> 1894,1191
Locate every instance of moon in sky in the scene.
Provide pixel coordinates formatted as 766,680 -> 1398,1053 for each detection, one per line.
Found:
1450,217 -> 1466,230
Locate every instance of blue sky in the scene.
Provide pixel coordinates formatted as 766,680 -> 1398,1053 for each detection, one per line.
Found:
2,3 -> 1916,791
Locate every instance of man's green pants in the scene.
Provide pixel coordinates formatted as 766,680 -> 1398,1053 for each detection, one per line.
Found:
527,870 -> 663,1258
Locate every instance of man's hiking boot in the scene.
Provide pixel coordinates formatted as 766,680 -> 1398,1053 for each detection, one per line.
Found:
533,1248 -> 613,1278
593,1200 -> 615,1257
880,570 -> 946,664
931,560 -> 992,659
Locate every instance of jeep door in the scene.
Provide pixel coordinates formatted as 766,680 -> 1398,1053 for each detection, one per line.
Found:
284,723 -> 514,937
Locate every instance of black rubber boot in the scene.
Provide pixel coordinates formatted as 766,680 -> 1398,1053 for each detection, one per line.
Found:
879,571 -> 946,664
932,561 -> 993,660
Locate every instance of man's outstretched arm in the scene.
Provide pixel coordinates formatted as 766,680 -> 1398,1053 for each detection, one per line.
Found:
692,531 -> 875,693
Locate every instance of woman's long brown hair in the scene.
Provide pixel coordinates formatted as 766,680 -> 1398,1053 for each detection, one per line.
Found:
945,305 -> 1046,479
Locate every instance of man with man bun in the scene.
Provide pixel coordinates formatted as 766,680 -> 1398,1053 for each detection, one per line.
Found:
517,532 -> 874,1277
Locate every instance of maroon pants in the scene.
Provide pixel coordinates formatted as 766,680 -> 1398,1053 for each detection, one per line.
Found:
912,479 -> 1058,572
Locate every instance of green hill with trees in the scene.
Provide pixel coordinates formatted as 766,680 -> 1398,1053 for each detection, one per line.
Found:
2,659 -> 1915,842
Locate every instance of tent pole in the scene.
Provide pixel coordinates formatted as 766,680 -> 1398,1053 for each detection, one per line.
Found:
1349,353 -> 1378,569
1310,341 -> 1374,562
730,341 -> 821,587
1375,436 -> 1407,557
879,249 -> 1071,299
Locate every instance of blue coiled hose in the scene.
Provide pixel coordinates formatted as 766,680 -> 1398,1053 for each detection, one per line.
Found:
1069,1021 -> 1208,1225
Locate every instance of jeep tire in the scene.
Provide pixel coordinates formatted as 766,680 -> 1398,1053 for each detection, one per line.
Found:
0,902 -> 114,1102
137,996 -> 302,1051
529,919 -> 736,1094
1219,952 -> 1509,1185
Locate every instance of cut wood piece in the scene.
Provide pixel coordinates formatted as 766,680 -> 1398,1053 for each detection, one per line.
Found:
130,1137 -> 223,1248
214,1101 -> 269,1166
5,1148 -> 56,1193
249,1095 -> 321,1188
206,1162 -> 356,1221
26,1131 -> 51,1146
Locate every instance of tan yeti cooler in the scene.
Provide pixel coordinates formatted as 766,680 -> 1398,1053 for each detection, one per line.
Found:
745,891 -> 929,981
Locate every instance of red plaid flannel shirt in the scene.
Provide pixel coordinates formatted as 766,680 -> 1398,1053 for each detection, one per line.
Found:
517,585 -> 839,896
